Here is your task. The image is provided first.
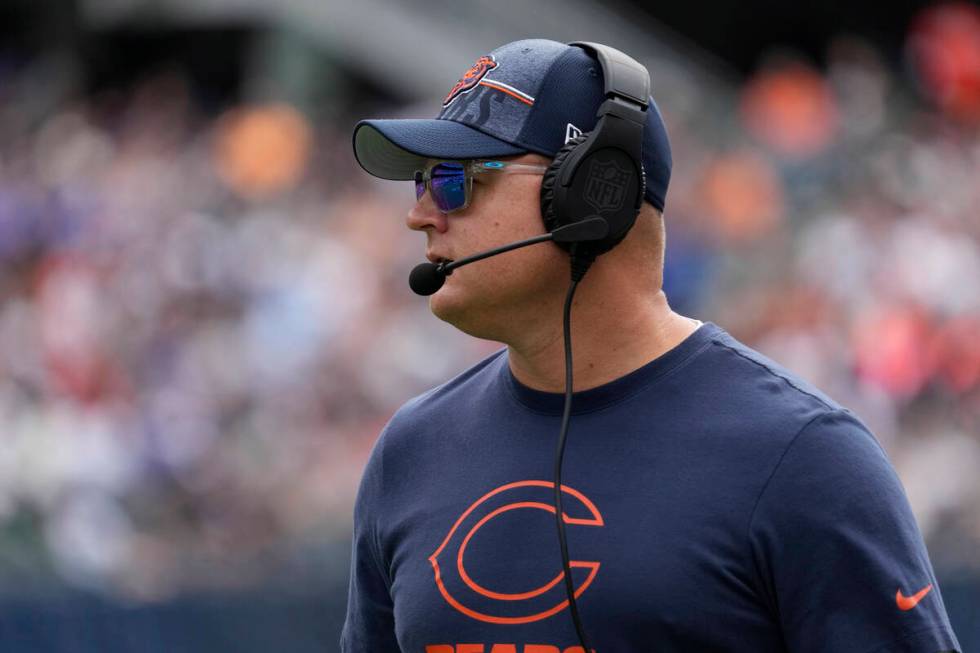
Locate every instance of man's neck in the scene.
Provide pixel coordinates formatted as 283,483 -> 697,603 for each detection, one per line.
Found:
505,290 -> 702,393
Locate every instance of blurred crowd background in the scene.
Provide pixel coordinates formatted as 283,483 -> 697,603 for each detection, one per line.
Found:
0,0 -> 978,649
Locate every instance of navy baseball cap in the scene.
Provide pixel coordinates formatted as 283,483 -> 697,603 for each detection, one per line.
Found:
352,39 -> 672,211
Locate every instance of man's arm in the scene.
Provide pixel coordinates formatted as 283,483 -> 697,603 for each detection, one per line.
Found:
340,433 -> 400,652
748,409 -> 962,653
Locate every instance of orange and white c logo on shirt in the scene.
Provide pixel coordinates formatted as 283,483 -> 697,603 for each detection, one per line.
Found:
428,480 -> 604,624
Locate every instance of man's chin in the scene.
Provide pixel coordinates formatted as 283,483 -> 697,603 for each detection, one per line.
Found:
429,287 -> 495,339
429,287 -> 470,326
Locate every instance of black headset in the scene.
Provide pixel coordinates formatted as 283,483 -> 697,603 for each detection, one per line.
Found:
540,41 -> 650,268
538,42 -> 652,652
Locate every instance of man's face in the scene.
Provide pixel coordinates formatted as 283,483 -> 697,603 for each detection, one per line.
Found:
405,153 -> 567,340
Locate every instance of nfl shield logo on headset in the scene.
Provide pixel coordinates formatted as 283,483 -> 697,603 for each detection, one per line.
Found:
584,158 -> 631,212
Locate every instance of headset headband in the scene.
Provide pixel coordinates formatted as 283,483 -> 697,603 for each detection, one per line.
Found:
568,41 -> 650,109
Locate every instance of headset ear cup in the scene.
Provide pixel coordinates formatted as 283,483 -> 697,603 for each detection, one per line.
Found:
540,134 -> 591,250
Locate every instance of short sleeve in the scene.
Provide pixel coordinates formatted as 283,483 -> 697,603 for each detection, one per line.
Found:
340,433 -> 400,652
748,409 -> 961,653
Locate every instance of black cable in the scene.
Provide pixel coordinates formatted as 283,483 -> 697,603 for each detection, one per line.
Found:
554,245 -> 595,651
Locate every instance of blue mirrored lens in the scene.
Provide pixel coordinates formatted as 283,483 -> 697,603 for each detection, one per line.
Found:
430,163 -> 466,212
414,171 -> 425,201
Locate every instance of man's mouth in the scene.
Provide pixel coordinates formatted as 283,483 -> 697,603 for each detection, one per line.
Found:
426,253 -> 454,266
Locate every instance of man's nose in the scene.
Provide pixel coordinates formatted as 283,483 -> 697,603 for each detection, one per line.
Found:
406,195 -> 449,233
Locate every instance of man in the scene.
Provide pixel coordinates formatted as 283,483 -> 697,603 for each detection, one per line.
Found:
341,39 -> 961,653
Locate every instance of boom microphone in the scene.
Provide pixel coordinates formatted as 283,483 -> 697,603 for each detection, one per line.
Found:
408,217 -> 608,296
408,262 -> 448,297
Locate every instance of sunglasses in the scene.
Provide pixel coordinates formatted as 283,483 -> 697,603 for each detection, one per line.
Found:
414,160 -> 549,214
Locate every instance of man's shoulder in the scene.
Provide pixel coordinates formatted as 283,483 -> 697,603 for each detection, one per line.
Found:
694,326 -> 891,505
685,324 -> 870,457
700,324 -> 844,414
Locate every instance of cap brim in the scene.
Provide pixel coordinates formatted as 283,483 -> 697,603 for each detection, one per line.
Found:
352,119 -> 526,180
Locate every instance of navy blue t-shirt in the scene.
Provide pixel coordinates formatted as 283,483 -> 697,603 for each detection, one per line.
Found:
341,322 -> 961,653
